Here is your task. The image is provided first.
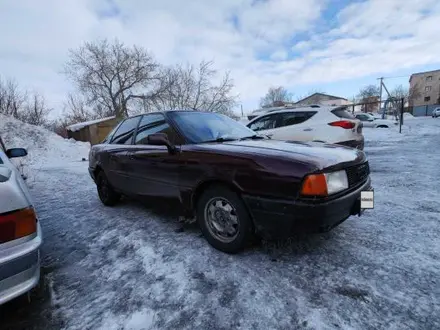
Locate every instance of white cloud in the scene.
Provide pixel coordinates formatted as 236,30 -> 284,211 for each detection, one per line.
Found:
0,0 -> 440,116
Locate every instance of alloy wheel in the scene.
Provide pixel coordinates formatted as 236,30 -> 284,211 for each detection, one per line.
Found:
204,197 -> 240,243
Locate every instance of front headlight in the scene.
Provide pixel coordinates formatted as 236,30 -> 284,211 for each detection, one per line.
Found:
324,170 -> 348,194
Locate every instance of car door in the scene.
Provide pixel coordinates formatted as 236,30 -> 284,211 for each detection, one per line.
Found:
106,116 -> 141,193
246,113 -> 279,138
126,113 -> 183,198
271,111 -> 318,141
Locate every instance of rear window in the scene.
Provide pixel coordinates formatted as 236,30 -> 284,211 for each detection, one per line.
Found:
331,107 -> 355,119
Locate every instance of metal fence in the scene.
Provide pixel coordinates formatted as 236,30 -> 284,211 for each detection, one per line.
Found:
346,98 -> 406,133
412,104 -> 440,117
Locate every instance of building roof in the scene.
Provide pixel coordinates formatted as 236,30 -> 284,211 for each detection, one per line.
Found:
66,116 -> 116,132
409,69 -> 440,82
295,93 -> 348,104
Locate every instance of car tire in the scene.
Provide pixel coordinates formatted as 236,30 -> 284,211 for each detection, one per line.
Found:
96,171 -> 121,206
196,185 -> 254,254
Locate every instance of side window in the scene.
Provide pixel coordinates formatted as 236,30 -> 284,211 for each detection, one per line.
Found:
135,114 -> 181,145
110,117 -> 141,144
277,112 -> 316,128
247,114 -> 278,131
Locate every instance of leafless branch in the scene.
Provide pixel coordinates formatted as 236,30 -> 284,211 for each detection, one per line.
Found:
63,39 -> 163,118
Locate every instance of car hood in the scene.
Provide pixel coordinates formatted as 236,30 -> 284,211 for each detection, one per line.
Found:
197,139 -> 366,170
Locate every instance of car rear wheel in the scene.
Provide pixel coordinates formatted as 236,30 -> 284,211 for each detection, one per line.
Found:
197,186 -> 254,253
96,171 -> 121,206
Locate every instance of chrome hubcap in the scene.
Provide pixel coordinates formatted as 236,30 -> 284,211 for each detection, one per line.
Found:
204,198 -> 239,243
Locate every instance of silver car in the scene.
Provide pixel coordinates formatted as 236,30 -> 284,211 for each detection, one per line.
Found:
0,136 -> 42,305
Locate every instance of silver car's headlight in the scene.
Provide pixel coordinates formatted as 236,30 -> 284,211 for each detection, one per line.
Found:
324,170 -> 349,194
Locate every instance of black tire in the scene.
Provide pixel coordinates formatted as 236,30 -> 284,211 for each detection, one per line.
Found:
196,185 -> 254,254
96,171 -> 121,206
377,125 -> 388,128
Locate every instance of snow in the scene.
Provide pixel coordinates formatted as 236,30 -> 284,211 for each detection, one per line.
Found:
2,115 -> 440,330
66,116 -> 116,132
0,114 -> 90,170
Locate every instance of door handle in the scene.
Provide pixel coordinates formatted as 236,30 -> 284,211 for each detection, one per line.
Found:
303,128 -> 313,131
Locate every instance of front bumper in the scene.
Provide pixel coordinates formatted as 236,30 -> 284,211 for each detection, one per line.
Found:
0,222 -> 42,305
335,138 -> 364,150
243,178 -> 372,240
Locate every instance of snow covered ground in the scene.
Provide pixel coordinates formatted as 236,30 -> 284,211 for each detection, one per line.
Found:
1,116 -> 440,330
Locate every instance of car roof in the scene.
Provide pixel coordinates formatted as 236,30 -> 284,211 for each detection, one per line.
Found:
247,105 -> 347,121
122,110 -> 215,121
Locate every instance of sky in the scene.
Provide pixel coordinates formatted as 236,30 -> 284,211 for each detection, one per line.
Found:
1,0 -> 440,118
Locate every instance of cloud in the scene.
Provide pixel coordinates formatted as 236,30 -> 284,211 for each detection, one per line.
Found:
0,0 -> 440,117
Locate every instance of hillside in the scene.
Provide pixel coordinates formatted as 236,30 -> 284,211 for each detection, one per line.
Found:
0,114 -> 90,168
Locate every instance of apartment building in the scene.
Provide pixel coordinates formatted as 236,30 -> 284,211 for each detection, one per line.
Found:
409,69 -> 440,107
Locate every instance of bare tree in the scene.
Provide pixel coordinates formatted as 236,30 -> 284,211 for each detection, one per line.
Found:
18,92 -> 52,126
389,84 -> 411,102
0,77 -> 27,118
0,76 -> 51,126
260,86 -> 293,108
63,93 -> 99,123
357,85 -> 380,112
144,60 -> 238,116
64,39 -> 166,118
408,83 -> 422,106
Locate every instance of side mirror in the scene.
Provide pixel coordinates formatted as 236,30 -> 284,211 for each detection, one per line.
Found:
6,148 -> 27,158
147,133 -> 177,154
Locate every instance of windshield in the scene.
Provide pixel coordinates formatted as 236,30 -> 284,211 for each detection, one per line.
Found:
169,111 -> 257,143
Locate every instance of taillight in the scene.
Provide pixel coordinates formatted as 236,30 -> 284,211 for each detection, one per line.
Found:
0,208 -> 37,243
328,120 -> 355,129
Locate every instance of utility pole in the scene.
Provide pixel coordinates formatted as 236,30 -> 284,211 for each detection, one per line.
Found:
378,77 -> 384,118
240,104 -> 244,118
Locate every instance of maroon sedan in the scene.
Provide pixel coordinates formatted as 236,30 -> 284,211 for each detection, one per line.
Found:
88,110 -> 372,253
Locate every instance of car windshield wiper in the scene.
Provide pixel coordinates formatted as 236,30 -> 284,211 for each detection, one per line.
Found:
202,137 -> 238,143
239,135 -> 266,141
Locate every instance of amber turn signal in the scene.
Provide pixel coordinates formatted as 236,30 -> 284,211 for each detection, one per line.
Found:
300,174 -> 328,196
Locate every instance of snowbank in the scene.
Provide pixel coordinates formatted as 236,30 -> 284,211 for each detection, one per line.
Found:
363,117 -> 438,144
0,114 -> 90,168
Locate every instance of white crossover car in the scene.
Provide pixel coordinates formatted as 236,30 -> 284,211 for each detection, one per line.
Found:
354,113 -> 398,128
432,107 -> 440,118
246,105 -> 365,150
0,136 -> 42,305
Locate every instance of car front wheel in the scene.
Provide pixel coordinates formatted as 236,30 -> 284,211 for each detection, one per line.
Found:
96,171 -> 121,206
197,186 -> 254,253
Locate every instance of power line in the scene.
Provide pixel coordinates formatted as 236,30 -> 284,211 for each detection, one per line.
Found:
377,75 -> 409,80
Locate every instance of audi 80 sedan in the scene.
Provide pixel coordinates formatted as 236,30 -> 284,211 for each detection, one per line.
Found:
89,110 -> 373,253
0,136 -> 42,304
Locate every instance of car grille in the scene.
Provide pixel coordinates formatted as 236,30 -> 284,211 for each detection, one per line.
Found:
345,162 -> 370,187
